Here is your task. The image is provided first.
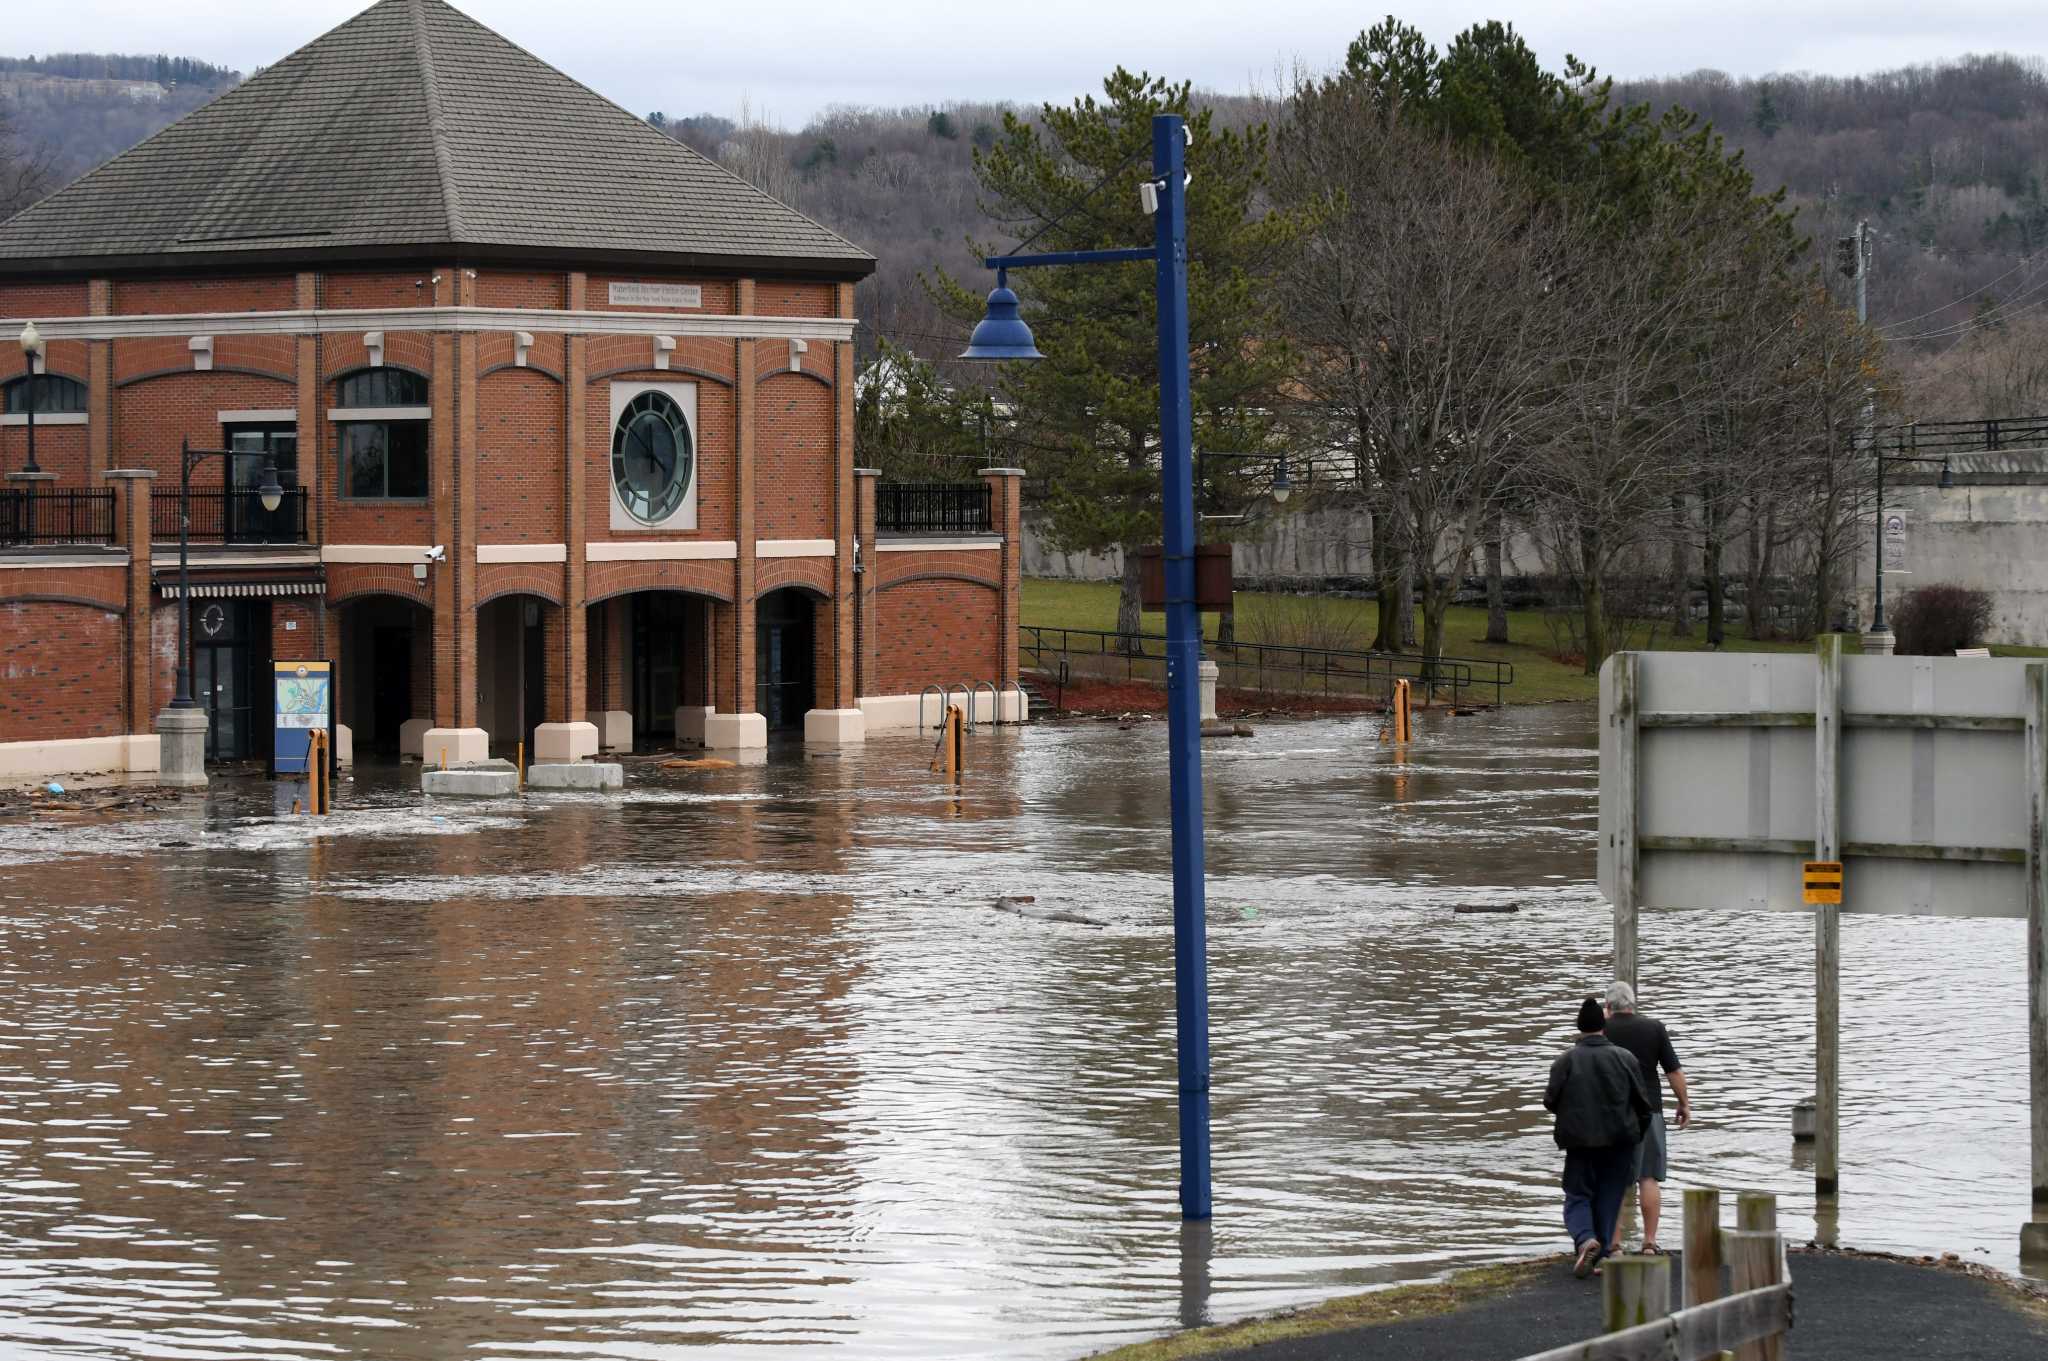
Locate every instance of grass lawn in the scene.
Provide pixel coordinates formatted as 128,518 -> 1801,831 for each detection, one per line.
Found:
1021,578 -> 1815,705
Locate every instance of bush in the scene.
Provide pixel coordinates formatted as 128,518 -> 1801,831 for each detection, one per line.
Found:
1890,583 -> 1993,655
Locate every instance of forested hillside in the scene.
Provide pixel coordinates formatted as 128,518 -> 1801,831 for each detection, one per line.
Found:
6,44 -> 2046,415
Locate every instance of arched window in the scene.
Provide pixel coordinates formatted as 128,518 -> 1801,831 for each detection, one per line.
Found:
3,374 -> 88,415
333,367 -> 428,408
333,368 -> 430,500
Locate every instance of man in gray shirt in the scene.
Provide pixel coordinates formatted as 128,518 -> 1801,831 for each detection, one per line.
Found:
1603,980 -> 1691,1253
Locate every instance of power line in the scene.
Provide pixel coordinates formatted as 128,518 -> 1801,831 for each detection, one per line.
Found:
1877,253 -> 2037,332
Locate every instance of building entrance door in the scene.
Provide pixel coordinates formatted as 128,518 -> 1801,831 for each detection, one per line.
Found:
755,590 -> 814,732
191,599 -> 272,761
371,626 -> 412,752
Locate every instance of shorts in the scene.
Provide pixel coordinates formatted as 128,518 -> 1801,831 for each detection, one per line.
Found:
1631,1112 -> 1668,1183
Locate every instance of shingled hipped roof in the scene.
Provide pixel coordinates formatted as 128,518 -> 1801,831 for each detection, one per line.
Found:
0,0 -> 873,279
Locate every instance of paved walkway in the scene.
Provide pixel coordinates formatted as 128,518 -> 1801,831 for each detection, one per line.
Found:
1200,1252 -> 2047,1361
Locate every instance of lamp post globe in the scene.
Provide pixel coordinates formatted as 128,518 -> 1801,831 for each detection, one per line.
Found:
17,320 -> 43,476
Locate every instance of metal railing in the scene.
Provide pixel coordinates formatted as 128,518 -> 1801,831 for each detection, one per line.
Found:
1858,415 -> 2048,455
0,488 -> 117,547
151,488 -> 309,545
1020,624 -> 1514,708
876,482 -> 993,535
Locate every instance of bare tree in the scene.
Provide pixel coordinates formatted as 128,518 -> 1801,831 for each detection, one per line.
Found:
1270,84 -> 1575,667
0,98 -> 54,219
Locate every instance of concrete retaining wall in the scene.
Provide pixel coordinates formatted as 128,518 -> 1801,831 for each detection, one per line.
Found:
1859,467 -> 2048,645
0,734 -> 161,782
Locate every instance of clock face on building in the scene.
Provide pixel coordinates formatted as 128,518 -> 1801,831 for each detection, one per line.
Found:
199,603 -> 228,638
610,390 -> 694,525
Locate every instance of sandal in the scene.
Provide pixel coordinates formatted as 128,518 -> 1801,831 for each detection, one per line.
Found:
1639,1242 -> 1665,1255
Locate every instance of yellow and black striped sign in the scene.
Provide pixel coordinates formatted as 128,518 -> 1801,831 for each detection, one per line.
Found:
1803,861 -> 1843,906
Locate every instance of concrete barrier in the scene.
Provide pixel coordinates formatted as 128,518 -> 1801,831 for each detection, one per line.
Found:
422,759 -> 519,797
527,762 -> 623,791
0,733 -> 161,781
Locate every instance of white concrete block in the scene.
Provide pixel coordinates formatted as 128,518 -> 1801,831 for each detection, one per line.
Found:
334,724 -> 354,768
0,734 -> 161,780
422,759 -> 519,797
527,761 -> 624,790
803,707 -> 867,743
534,721 -> 599,763
585,709 -> 633,752
674,705 -> 713,747
421,727 -> 490,768
702,712 -> 767,749
399,718 -> 433,759
1198,659 -> 1219,723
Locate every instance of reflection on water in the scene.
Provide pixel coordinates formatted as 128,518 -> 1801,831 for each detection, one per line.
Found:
0,705 -> 2033,1359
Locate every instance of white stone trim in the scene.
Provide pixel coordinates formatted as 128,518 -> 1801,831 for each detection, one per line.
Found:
0,734 -> 159,780
859,690 -> 1024,730
219,408 -> 297,424
0,412 -> 87,426
322,544 -> 436,564
0,551 -> 129,568
328,405 -> 431,422
875,537 -> 1002,552
756,538 -> 835,558
586,539 -> 737,562
152,550 -> 319,568
2,306 -> 857,344
477,543 -> 567,564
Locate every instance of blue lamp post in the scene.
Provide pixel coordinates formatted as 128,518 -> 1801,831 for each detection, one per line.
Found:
962,113 -> 1213,1221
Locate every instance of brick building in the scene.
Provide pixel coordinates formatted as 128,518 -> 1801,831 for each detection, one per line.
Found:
0,0 -> 1021,779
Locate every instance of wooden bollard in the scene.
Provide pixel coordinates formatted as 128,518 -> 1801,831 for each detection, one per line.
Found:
1602,1254 -> 1671,1333
1736,1190 -> 1778,1232
1683,1187 -> 1723,1309
1724,1229 -> 1784,1361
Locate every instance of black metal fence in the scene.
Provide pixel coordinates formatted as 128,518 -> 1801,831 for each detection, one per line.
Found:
151,488 -> 309,545
1859,416 -> 2048,455
0,488 -> 117,547
1020,624 -> 1515,709
876,482 -> 993,535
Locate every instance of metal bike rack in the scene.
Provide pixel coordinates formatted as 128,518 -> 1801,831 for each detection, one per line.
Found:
974,680 -> 1000,729
918,684 -> 948,732
945,682 -> 975,732
1003,679 -> 1030,724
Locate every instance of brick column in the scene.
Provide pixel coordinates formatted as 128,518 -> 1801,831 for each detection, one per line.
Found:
830,292 -> 856,710
87,279 -> 111,480
982,467 -> 1025,691
563,271 -> 589,727
854,467 -> 879,700
105,468 -> 155,733
732,279 -> 758,714
294,272 -> 320,544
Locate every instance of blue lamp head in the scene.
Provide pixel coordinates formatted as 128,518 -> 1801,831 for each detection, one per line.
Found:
960,270 -> 1043,362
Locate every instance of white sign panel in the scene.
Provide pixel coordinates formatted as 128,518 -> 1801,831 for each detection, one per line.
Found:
608,282 -> 703,309
1882,507 -> 1909,573
1598,651 -> 2037,918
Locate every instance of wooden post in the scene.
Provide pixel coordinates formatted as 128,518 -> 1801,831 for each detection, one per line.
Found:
1683,1188 -> 1723,1309
2026,665 -> 2048,1212
1735,1190 -> 1777,1232
1815,633 -> 1843,1194
1613,652 -> 1640,990
1723,1229 -> 1784,1361
1601,1255 -> 1670,1334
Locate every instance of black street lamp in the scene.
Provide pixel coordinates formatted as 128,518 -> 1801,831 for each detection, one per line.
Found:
17,320 -> 42,475
169,438 -> 282,711
1869,448 -> 1954,637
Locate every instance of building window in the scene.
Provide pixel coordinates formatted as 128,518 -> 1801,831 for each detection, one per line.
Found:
3,374 -> 88,414
340,422 -> 429,499
333,368 -> 429,501
335,368 -> 427,408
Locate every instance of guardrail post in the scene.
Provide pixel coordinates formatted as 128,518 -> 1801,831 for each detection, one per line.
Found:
2026,666 -> 2048,1230
1683,1187 -> 1723,1309
1723,1229 -> 1785,1361
1601,1254 -> 1670,1333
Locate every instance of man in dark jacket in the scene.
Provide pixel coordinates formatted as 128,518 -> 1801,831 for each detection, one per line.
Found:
1544,995 -> 1652,1277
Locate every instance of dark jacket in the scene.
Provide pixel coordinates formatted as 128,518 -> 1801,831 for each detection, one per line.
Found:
1544,1034 -> 1652,1151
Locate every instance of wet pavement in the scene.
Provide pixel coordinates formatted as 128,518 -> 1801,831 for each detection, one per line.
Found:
0,705 -> 2036,1359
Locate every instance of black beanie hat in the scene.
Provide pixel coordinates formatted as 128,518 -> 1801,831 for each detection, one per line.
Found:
1576,996 -> 1605,1033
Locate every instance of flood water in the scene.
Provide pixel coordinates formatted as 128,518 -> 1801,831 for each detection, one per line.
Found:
0,705 -> 2036,1360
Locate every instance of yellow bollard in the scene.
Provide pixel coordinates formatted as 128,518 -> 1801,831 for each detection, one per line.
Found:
440,746 -> 448,771
518,740 -> 526,789
929,704 -> 966,777
1393,678 -> 1413,744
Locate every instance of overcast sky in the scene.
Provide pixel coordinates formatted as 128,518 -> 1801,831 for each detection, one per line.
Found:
11,1 -> 2047,127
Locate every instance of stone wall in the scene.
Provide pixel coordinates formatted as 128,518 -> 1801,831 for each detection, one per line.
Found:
1857,453 -> 2048,645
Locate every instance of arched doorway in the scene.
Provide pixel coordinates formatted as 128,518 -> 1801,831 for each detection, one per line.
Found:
585,589 -> 716,749
478,593 -> 551,755
336,595 -> 430,756
755,588 -> 816,732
